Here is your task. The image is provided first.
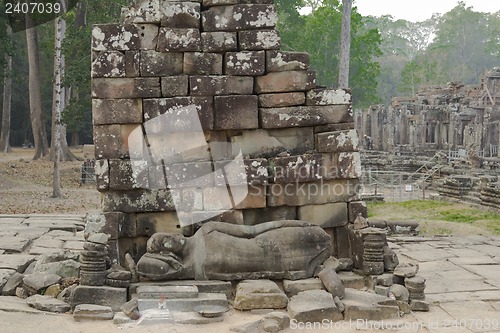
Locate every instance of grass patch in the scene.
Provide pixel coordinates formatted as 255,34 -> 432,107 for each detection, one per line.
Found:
367,199 -> 500,235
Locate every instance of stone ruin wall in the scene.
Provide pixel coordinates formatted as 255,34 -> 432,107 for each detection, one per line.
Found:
90,0 -> 367,266
355,69 -> 500,156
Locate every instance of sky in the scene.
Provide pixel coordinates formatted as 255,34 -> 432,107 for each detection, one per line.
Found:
353,0 -> 500,22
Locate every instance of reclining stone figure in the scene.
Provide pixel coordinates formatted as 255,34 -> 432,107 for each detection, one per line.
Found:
136,220 -> 331,281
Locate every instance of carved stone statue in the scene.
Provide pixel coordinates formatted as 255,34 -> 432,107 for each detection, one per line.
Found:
136,220 -> 331,281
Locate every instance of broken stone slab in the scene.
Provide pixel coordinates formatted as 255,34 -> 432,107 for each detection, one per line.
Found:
1,271 -> 23,296
137,293 -> 228,313
72,285 -> 127,312
73,304 -> 114,321
26,295 -> 71,313
410,300 -> 430,312
23,272 -> 61,293
342,288 -> 400,321
121,299 -> 140,320
233,280 -> 288,310
376,273 -> 394,287
265,311 -> 290,331
0,295 -> 55,314
394,263 -> 419,278
283,278 -> 324,297
130,280 -> 232,299
33,259 -> 80,278
136,285 -> 199,299
287,290 -> 343,323
338,271 -> 365,290
388,284 -> 410,303
113,311 -> 135,325
86,233 -> 109,245
0,236 -> 30,253
318,268 -> 345,299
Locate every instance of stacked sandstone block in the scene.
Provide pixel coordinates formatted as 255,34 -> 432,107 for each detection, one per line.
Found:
91,0 -> 366,264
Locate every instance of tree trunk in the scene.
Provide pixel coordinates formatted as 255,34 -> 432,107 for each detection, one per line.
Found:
49,8 -> 77,163
0,24 -> 12,153
338,0 -> 352,89
26,17 -> 49,160
52,14 -> 65,198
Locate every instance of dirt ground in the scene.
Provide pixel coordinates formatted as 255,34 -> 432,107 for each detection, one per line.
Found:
0,148 -> 101,215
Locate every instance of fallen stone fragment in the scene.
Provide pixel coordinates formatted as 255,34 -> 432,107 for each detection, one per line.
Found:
388,284 -> 410,303
44,284 -> 62,297
287,290 -> 343,323
264,311 -> 290,331
394,263 -> 419,278
376,273 -> 394,287
410,300 -> 430,312
2,272 -> 24,296
113,311 -> 135,325
26,294 -> 71,313
120,298 -> 140,320
233,280 -> 288,310
23,272 -> 61,293
318,267 -> 345,299
87,233 -> 109,245
73,304 -> 114,321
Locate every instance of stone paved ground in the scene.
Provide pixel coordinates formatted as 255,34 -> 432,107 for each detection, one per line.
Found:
0,215 -> 500,333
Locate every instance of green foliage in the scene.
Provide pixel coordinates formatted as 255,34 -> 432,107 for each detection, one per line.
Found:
276,0 -> 382,108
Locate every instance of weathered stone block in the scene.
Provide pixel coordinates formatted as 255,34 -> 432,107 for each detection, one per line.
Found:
283,278 -> 324,297
266,51 -> 309,72
214,95 -> 259,130
255,71 -> 315,93
72,285 -> 127,312
318,268 -> 345,299
109,159 -> 149,190
287,290 -> 343,323
307,89 -> 351,105
190,76 -> 253,96
145,132 -> 211,163
261,105 -> 352,129
92,78 -> 161,99
238,30 -> 281,50
121,0 -> 160,24
101,212 -> 136,239
157,28 -> 201,52
160,1 -> 201,28
233,280 -> 287,310
202,5 -> 277,32
94,124 -> 141,159
102,190 -> 177,213
242,206 -> 297,225
320,152 -> 362,180
180,189 -> 204,212
95,160 -> 109,192
348,201 -> 368,223
267,179 -> 360,207
165,161 -> 214,189
298,203 -> 348,228
316,130 -> 359,153
92,24 -> 158,51
271,154 -> 322,183
143,97 -> 214,131
229,127 -> 314,158
188,210 -> 244,226
315,122 -> 355,133
214,158 -> 269,186
136,212 -> 180,237
183,52 -> 223,75
225,51 -> 265,76
125,51 -> 140,77
258,92 -> 305,108
161,75 -> 189,97
92,51 -> 125,78
203,185 -> 266,210
140,51 -> 183,76
201,32 -> 237,52
92,99 -> 143,125
73,304 -> 114,321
